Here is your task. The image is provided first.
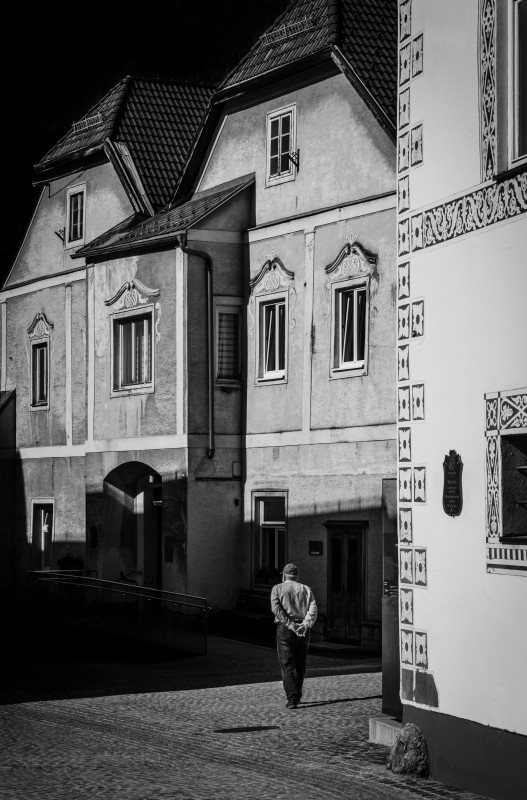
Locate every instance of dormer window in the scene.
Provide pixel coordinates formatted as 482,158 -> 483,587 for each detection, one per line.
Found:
266,105 -> 297,185
66,184 -> 86,246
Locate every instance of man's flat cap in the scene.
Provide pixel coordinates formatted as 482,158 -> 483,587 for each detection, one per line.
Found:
282,563 -> 299,575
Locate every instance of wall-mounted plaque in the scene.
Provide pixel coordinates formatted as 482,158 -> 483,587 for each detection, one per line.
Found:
443,450 -> 463,517
309,541 -> 323,555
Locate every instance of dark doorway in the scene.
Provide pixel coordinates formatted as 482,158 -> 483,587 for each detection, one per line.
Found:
327,524 -> 365,643
102,462 -> 162,589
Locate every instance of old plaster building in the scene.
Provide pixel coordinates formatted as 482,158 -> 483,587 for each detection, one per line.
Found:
0,77 -> 213,604
387,0 -> 526,796
66,0 -> 398,642
1,0 -> 398,647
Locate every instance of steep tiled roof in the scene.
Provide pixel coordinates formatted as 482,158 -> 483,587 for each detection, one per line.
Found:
76,174 -> 254,257
35,77 -> 214,210
220,0 -> 396,128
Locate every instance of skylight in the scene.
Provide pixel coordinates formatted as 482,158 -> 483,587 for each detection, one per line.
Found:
72,113 -> 104,134
261,16 -> 316,46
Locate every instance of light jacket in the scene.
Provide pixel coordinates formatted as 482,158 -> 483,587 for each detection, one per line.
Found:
270,579 -> 318,636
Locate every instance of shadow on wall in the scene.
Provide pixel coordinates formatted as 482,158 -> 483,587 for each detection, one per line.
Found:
0,391 -> 27,609
85,461 -> 188,592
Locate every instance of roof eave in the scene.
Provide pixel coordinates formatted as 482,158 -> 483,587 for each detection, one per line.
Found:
33,143 -> 108,184
214,47 -> 333,103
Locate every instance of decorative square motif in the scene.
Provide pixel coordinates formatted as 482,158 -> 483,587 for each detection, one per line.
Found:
399,427 -> 412,462
398,131 -> 410,172
400,588 -> 414,624
399,468 -> 413,502
411,383 -> 425,420
411,124 -> 423,166
399,507 -> 413,542
414,631 -> 428,668
398,261 -> 410,300
399,88 -> 410,129
412,33 -> 424,77
400,42 -> 411,85
398,218 -> 410,256
400,548 -> 414,584
414,548 -> 427,586
398,386 -> 411,422
411,300 -> 424,337
400,0 -> 412,42
398,345 -> 410,382
499,392 -> 527,430
485,397 -> 498,432
401,628 -> 414,665
398,304 -> 410,340
413,467 -> 426,503
398,176 -> 410,213
411,213 -> 424,250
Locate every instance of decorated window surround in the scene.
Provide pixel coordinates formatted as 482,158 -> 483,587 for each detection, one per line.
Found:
65,183 -> 86,248
248,257 -> 295,387
324,240 -> 377,380
485,388 -> 527,575
28,312 -> 53,411
105,270 -> 160,398
265,104 -> 297,187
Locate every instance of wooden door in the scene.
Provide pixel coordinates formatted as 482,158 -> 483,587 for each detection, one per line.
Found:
328,527 -> 363,643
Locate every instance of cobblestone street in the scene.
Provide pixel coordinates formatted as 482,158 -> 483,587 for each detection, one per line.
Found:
0,631 -> 489,800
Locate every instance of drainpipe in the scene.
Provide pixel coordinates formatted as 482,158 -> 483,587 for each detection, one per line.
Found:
176,235 -> 215,459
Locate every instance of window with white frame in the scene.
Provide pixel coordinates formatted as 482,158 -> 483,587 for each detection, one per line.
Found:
257,295 -> 287,382
216,304 -> 241,382
254,494 -> 286,586
331,279 -> 369,376
66,184 -> 86,246
266,105 -> 297,185
31,340 -> 49,408
510,0 -> 527,162
112,309 -> 153,392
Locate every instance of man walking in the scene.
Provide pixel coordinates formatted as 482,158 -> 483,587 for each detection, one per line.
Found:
270,563 -> 317,709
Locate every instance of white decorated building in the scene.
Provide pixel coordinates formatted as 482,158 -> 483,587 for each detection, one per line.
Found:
392,0 -> 527,796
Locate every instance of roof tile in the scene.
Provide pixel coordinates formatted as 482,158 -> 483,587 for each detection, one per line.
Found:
221,0 -> 396,127
35,77 -> 214,211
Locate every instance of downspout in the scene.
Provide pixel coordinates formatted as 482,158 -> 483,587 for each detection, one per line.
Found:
176,235 -> 215,459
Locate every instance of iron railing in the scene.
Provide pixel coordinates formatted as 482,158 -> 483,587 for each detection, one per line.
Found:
28,570 -> 211,655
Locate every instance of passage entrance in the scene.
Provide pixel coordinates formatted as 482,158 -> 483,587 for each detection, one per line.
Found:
327,524 -> 365,643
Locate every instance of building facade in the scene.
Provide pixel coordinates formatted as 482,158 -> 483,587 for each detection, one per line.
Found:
394,0 -> 527,796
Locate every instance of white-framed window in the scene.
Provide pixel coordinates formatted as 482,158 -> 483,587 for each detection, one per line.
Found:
66,184 -> 86,246
330,278 -> 369,377
31,339 -> 49,408
215,299 -> 242,383
266,104 -> 297,185
111,307 -> 154,395
509,0 -> 527,164
253,493 -> 287,586
256,293 -> 287,383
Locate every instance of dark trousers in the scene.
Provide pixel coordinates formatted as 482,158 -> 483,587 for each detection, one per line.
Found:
276,623 -> 310,702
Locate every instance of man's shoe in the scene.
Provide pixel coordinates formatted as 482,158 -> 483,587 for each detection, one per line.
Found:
286,700 -> 298,709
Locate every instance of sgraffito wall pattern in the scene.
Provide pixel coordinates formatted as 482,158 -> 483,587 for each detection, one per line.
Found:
397,0 -> 434,708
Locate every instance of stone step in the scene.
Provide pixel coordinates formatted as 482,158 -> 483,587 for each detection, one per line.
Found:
369,717 -> 402,747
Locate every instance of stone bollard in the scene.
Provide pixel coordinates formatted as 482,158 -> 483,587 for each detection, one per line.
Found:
388,722 -> 429,777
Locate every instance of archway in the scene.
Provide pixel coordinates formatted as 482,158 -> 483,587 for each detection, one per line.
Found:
102,462 -> 162,589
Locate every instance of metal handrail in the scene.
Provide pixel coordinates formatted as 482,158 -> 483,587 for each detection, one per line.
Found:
29,570 -> 211,611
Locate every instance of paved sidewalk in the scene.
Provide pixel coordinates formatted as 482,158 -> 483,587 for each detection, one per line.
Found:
0,635 -> 488,800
